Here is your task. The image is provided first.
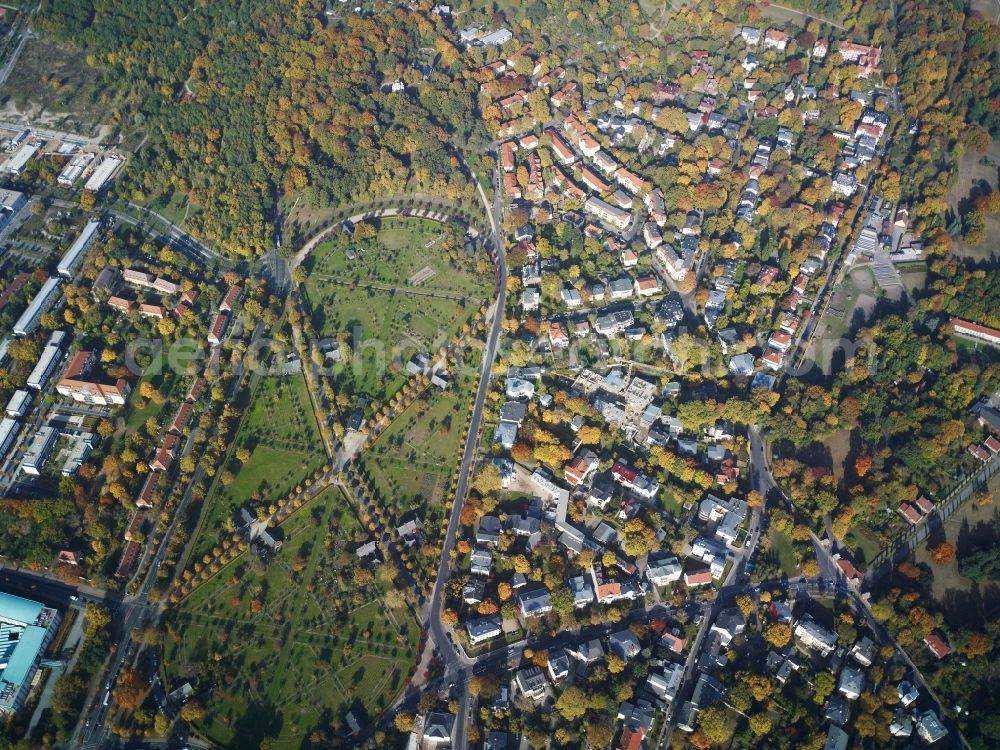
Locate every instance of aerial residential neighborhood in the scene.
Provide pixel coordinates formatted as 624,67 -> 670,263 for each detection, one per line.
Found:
0,1 -> 996,750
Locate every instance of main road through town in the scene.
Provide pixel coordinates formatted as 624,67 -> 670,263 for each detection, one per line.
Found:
425,155 -> 507,750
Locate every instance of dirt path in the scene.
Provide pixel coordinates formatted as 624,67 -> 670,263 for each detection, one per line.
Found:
762,2 -> 847,30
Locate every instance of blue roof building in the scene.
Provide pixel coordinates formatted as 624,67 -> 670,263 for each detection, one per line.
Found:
0,592 -> 61,714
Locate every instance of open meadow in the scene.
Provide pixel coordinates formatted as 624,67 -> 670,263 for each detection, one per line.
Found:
302,216 -> 492,403
191,373 -> 327,559
164,487 -> 420,749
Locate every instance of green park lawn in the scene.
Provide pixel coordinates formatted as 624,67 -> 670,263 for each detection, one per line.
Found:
163,488 -> 420,750
192,373 -> 327,559
767,531 -> 801,579
302,217 -> 492,403
361,353 -> 478,528
844,526 -> 882,567
124,354 -> 181,431
306,216 -> 490,297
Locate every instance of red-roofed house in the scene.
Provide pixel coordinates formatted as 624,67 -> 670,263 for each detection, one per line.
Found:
546,128 -> 577,165
838,42 -> 881,78
115,540 -> 140,579
761,348 -> 784,371
170,402 -> 193,436
969,443 -> 991,462
579,166 -> 610,193
208,311 -> 229,346
549,321 -> 569,350
57,351 -> 131,406
951,317 -> 1000,347
124,510 -> 146,543
151,434 -> 180,473
618,727 -> 644,750
220,285 -> 242,313
503,172 -> 522,199
836,557 -> 862,584
0,272 -> 30,312
611,462 -> 637,485
563,114 -> 587,138
780,314 -> 801,335
564,454 -> 597,487
136,471 -> 159,509
764,29 -> 789,51
924,633 -> 952,659
536,67 -> 564,88
579,133 -> 600,158
915,495 -> 935,515
986,435 -> 1000,454
138,303 -> 167,319
685,569 -> 713,587
661,632 -> 685,654
634,276 -> 661,297
757,265 -> 779,287
550,81 -> 577,108
187,377 -> 206,403
768,331 -> 792,352
614,168 -> 648,195
499,141 -> 517,172
108,296 -> 136,314
898,503 -> 921,524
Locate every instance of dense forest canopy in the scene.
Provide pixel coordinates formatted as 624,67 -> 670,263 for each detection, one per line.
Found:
37,0 -> 486,256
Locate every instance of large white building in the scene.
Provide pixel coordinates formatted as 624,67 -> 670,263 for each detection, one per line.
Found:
12,277 -> 62,337
795,616 -> 839,656
4,390 -> 31,419
0,188 -> 26,234
0,417 -> 20,463
57,219 -> 101,279
20,426 -> 58,476
5,142 -> 39,176
83,154 -> 124,193
584,197 -> 630,230
26,331 -> 67,391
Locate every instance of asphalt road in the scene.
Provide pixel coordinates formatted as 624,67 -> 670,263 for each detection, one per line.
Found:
107,207 -> 217,269
425,154 -> 507,750
0,566 -> 107,607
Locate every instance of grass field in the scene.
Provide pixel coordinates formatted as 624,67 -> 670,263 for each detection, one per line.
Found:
306,216 -> 489,297
822,428 -> 853,484
164,488 -> 420,750
124,355 -> 181,431
193,373 -> 327,559
946,145 -> 1000,262
361,358 -> 478,528
302,217 -> 492,403
844,526 -> 882,567
769,532 -> 800,578
146,188 -> 194,230
914,473 -> 1000,602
